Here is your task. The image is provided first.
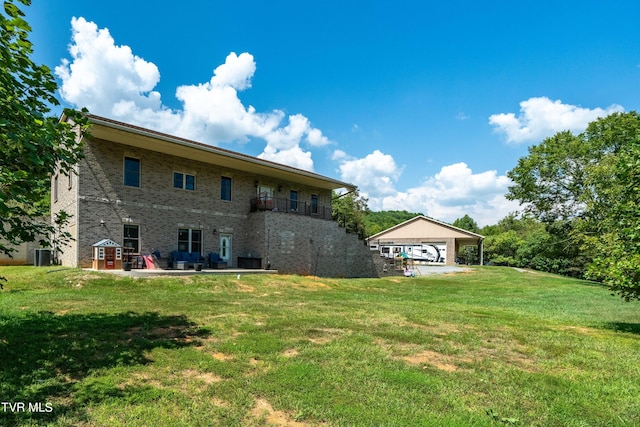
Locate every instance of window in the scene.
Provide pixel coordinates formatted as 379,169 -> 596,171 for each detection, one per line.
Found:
68,173 -> 73,190
257,185 -> 274,200
186,174 -> 195,191
124,157 -> 140,187
290,190 -> 298,211
97,247 -> 121,261
310,194 -> 318,214
173,172 -> 196,190
123,224 -> 140,253
221,176 -> 232,201
178,228 -> 202,253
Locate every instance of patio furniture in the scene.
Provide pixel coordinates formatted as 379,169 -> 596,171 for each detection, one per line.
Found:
209,253 -> 227,269
169,251 -> 203,269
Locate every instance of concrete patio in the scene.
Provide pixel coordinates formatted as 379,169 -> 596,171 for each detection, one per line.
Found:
88,267 -> 278,277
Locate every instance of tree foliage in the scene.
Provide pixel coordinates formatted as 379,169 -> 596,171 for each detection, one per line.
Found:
507,112 -> 640,300
582,116 -> 640,301
481,214 -> 585,275
332,189 -> 369,236
452,214 -> 480,234
362,210 -> 423,236
451,214 -> 481,264
1,0 -> 89,258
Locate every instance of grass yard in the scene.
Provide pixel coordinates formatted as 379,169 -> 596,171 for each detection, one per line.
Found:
0,266 -> 639,426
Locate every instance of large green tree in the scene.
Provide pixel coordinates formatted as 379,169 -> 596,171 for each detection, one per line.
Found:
332,189 -> 369,237
1,0 -> 88,259
507,112 -> 640,300
452,214 -> 480,234
582,116 -> 640,300
481,214 -> 584,275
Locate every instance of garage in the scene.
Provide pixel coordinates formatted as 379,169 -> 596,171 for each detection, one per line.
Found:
366,215 -> 484,266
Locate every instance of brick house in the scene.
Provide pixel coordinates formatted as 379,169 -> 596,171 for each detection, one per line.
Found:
51,114 -> 377,277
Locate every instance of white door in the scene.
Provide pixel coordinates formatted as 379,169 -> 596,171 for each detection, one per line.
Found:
220,234 -> 232,262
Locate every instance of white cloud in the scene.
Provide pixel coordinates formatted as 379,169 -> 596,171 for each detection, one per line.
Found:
55,17 -> 328,170
258,144 -> 314,172
255,114 -> 332,170
489,96 -> 624,144
336,151 -> 517,226
55,17 -> 164,115
331,149 -> 350,162
209,52 -> 255,90
338,150 -> 403,200
381,163 -> 518,227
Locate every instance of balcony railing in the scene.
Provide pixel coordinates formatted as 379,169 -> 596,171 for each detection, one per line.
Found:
249,196 -> 332,220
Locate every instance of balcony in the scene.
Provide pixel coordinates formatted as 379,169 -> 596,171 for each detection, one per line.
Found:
249,196 -> 332,220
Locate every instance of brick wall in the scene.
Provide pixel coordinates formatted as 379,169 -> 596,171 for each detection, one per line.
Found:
55,136 -> 357,275
50,163 -> 78,266
249,211 -> 377,277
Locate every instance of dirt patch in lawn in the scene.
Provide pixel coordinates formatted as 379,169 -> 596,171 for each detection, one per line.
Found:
377,336 -> 536,373
235,282 -> 257,293
210,352 -> 234,362
307,327 -> 347,345
402,350 -> 469,372
182,369 -> 222,384
282,348 -> 299,358
251,398 -> 310,427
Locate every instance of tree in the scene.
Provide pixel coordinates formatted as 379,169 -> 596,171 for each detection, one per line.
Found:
332,189 -> 369,236
583,121 -> 640,301
1,0 -> 89,260
507,112 -> 640,300
452,214 -> 480,234
362,210 -> 423,236
452,214 -> 480,264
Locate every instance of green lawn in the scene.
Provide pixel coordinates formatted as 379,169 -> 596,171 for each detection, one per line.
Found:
1,266 -> 639,426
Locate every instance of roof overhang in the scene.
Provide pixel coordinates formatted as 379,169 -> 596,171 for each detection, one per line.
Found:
77,114 -> 356,192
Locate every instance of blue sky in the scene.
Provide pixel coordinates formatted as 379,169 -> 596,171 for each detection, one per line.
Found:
25,1 -> 640,226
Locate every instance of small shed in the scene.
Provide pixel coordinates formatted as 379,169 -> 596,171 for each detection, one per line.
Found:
92,239 -> 122,270
366,215 -> 484,266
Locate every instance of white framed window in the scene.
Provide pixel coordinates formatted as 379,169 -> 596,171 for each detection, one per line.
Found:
173,172 -> 196,191
178,228 -> 203,253
124,224 -> 140,253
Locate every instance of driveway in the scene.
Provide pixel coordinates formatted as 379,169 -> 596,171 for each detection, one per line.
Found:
414,265 -> 474,275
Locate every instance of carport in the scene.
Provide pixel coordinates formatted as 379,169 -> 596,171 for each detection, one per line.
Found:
366,215 -> 484,266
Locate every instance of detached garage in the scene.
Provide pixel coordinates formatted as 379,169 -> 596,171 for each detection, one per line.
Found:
366,215 -> 484,266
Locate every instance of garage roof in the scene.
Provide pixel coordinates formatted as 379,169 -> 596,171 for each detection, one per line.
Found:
366,215 -> 484,245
